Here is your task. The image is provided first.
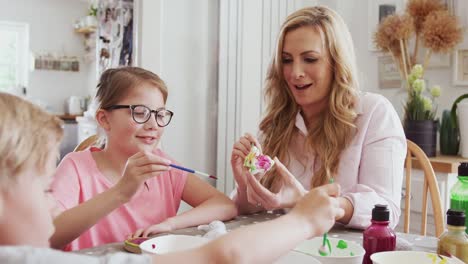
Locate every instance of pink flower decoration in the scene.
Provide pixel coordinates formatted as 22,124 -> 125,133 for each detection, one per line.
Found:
256,155 -> 272,171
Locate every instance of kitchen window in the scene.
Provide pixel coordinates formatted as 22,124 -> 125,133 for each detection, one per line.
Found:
0,21 -> 29,95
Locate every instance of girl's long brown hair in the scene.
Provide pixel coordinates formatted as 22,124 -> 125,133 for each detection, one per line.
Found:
95,66 -> 168,110
260,6 -> 359,190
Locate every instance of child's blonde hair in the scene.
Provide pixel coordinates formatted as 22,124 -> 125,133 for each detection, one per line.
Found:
0,93 -> 63,184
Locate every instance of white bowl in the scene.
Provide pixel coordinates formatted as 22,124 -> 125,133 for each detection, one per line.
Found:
294,237 -> 365,264
140,234 -> 210,254
371,251 -> 463,264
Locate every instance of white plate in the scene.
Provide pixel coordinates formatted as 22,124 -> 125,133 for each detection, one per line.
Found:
371,251 -> 464,264
140,235 -> 210,254
294,237 -> 365,264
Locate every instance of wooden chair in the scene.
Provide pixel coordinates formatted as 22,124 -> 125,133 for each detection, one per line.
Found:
73,135 -> 98,152
404,139 -> 444,237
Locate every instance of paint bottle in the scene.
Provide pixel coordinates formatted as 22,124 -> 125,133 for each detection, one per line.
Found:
437,209 -> 468,262
362,204 -> 396,264
450,162 -> 468,233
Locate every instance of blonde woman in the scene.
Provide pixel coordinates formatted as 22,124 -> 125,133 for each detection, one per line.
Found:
231,6 -> 406,229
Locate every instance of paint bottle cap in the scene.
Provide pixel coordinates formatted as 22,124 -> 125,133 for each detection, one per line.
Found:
459,162 -> 468,177
372,204 -> 390,221
447,209 -> 466,227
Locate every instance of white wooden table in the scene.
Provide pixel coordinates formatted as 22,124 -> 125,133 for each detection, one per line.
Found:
76,212 -> 438,262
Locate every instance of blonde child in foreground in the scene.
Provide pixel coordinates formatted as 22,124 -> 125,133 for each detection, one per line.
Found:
0,92 -> 344,264
49,67 -> 237,250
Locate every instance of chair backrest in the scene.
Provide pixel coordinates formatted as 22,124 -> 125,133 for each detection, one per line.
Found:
74,135 -> 98,152
404,139 -> 444,237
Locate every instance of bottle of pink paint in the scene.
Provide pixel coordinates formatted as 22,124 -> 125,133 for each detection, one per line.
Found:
363,204 -> 396,264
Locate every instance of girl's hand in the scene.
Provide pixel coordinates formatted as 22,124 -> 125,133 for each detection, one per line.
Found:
291,183 -> 344,239
130,221 -> 174,238
231,133 -> 262,190
115,151 -> 171,202
245,158 -> 307,210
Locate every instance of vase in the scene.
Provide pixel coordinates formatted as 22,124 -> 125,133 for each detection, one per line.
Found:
440,109 -> 459,155
404,119 -> 438,157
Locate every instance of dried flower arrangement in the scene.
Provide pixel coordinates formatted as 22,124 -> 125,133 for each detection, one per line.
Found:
374,0 -> 463,121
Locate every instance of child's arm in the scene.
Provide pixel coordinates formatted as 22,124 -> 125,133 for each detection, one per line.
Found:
50,185 -> 130,249
153,183 -> 344,264
50,151 -> 171,249
133,174 -> 237,237
45,184 -> 341,264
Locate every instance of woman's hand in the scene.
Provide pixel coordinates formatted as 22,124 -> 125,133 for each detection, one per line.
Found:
115,151 -> 171,202
245,158 -> 307,210
231,133 -> 262,190
130,220 -> 174,238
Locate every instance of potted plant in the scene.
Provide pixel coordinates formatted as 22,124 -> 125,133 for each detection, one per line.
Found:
84,4 -> 98,28
403,65 -> 441,157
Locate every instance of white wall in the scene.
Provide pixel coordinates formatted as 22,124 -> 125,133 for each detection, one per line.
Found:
333,0 -> 468,119
139,0 -> 219,182
216,0 -> 318,194
0,0 -> 91,113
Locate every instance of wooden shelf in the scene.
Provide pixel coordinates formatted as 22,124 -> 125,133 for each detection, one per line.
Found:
56,114 -> 82,121
412,154 -> 468,173
75,27 -> 96,34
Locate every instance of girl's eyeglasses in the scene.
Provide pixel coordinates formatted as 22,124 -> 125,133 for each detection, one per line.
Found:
104,105 -> 174,127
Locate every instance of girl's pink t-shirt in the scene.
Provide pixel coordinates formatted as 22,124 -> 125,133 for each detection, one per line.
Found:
51,148 -> 187,251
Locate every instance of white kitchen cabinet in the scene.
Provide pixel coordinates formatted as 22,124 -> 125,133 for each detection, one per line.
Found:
76,116 -> 97,144
59,120 -> 78,159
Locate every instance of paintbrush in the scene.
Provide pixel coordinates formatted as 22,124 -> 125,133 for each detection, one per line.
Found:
169,164 -> 218,180
318,178 -> 334,256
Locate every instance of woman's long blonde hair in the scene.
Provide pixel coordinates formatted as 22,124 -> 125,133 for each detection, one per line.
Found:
260,6 -> 359,189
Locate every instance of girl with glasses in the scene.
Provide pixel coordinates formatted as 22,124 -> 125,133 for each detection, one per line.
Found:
49,67 -> 237,251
